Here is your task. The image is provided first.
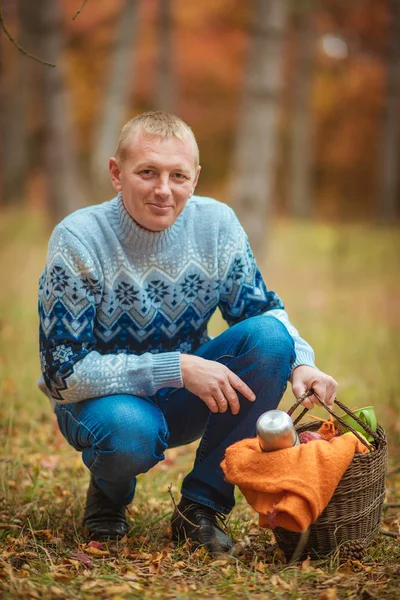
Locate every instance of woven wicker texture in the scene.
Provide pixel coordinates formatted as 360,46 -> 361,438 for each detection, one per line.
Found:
273,415 -> 388,561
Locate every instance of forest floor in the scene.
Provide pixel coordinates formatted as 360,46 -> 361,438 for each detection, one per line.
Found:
0,210 -> 399,599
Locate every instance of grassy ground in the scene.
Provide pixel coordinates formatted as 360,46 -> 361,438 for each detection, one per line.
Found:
0,209 -> 399,599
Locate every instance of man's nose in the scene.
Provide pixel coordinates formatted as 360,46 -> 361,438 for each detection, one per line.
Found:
155,175 -> 171,197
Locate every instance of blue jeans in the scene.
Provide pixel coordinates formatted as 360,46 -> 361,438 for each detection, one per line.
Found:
55,316 -> 295,514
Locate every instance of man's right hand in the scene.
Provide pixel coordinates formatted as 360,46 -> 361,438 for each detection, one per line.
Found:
180,354 -> 256,415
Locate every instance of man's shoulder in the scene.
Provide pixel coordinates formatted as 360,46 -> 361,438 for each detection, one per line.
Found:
53,198 -> 116,241
187,196 -> 243,237
187,195 -> 234,220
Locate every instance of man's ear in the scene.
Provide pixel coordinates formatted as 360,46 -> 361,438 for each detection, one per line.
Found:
192,165 -> 201,192
109,157 -> 122,192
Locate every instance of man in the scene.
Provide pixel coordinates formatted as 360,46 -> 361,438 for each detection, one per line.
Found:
38,111 -> 337,555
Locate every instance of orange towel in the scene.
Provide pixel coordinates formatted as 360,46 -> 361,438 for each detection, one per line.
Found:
221,434 -> 368,533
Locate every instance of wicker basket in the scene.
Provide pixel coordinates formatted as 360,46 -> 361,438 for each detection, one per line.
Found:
273,395 -> 388,562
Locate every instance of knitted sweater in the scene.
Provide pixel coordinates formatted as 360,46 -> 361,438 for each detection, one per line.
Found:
38,194 -> 316,406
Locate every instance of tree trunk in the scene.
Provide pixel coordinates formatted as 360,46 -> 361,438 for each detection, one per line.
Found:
2,0 -> 50,209
378,0 -> 400,223
91,0 -> 139,201
1,0 -> 29,207
288,0 -> 315,218
153,0 -> 176,113
229,0 -> 288,259
41,0 -> 86,223
0,20 -> 4,205
3,0 -> 29,206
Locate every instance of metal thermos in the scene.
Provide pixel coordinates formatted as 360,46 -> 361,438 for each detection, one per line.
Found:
256,409 -> 300,452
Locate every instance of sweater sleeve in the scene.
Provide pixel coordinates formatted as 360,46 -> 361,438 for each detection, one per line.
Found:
218,211 -> 316,372
38,225 -> 183,404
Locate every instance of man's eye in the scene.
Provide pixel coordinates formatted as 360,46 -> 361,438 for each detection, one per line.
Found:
172,173 -> 186,179
140,170 -> 154,176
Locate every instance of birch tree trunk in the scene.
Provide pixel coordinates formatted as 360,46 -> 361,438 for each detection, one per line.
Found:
229,0 -> 288,258
288,0 -> 315,218
153,0 -> 176,113
41,0 -> 86,222
378,0 -> 400,223
91,0 -> 139,200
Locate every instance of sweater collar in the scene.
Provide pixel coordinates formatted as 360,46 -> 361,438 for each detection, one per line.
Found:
111,192 -> 185,252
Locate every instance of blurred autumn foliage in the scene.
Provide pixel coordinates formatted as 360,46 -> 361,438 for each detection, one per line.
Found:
0,0 -> 399,235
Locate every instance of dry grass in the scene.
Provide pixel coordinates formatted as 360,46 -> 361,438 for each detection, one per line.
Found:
0,209 -> 399,599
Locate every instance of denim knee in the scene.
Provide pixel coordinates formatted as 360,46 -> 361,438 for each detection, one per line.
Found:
241,315 -> 295,376
90,401 -> 169,482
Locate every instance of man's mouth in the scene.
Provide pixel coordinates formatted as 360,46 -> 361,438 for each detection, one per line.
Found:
147,203 -> 173,214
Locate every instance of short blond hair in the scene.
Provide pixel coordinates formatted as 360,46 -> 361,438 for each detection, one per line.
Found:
115,111 -> 199,166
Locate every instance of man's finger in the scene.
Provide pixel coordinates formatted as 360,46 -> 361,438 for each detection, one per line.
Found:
311,381 -> 327,404
292,383 -> 306,400
301,398 -> 314,410
221,380 -> 240,415
213,391 -> 229,413
205,396 -> 219,413
228,372 -> 256,402
325,378 -> 338,406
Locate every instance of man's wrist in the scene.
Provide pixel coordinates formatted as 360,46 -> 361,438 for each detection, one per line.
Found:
289,363 -> 318,382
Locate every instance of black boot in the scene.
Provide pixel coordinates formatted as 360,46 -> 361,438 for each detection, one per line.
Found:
171,497 -> 234,555
83,476 -> 128,541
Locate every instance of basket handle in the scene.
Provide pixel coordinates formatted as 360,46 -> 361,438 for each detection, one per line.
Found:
288,389 -> 381,449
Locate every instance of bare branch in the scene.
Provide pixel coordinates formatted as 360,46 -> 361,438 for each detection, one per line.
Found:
379,528 -> 399,539
73,0 -> 88,20
0,3 -> 55,67
167,484 -> 201,530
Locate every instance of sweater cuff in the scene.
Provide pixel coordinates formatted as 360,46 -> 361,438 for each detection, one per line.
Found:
152,352 -> 183,391
291,349 -> 317,372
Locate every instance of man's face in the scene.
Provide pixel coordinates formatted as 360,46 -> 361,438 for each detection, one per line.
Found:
109,130 -> 200,232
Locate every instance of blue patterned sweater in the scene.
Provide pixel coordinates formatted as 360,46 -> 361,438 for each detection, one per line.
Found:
38,194 -> 316,406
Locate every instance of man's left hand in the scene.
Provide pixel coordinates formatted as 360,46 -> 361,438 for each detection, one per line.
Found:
290,365 -> 338,409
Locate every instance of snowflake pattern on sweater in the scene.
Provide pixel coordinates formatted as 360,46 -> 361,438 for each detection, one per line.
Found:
38,194 -> 315,404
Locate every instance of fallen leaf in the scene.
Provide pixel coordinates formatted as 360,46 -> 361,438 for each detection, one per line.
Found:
301,555 -> 311,570
126,582 -> 143,591
48,586 -> 65,597
256,561 -> 266,573
129,552 -> 152,560
33,529 -> 53,540
270,574 -> 291,590
104,583 -> 132,595
84,546 -> 110,557
210,559 -> 229,567
148,562 -> 160,574
81,580 -> 101,592
122,571 -> 139,582
336,563 -> 353,575
318,589 -> 338,600
51,572 -> 76,583
70,552 -> 94,567
87,540 -> 104,550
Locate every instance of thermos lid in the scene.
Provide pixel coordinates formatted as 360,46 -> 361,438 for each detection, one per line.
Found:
256,409 -> 299,451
